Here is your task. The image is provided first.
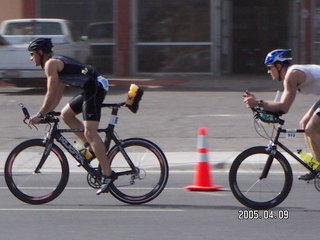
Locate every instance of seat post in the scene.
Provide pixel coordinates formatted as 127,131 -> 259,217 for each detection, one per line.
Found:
107,106 -> 119,130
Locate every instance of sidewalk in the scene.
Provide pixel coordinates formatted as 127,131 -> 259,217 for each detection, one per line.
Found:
0,151 -> 307,173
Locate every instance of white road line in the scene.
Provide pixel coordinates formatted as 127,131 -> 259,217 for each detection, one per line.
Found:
184,114 -> 234,118
0,208 -> 184,212
0,187 -> 185,190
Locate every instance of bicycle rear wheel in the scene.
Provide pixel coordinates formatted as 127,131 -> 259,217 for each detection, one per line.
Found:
108,138 -> 169,204
4,139 -> 69,204
229,146 -> 292,209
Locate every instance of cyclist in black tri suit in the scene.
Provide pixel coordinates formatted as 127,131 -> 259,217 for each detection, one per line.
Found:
28,38 -> 116,195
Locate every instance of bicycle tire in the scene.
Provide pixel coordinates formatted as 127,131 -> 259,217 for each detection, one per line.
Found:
229,146 -> 292,209
107,138 -> 169,204
4,139 -> 69,204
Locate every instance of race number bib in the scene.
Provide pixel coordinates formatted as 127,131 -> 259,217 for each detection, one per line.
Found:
97,76 -> 109,91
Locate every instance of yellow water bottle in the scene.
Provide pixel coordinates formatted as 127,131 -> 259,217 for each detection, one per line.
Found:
128,84 -> 138,98
79,148 -> 93,161
297,149 -> 320,169
74,141 -> 93,161
126,84 -> 139,106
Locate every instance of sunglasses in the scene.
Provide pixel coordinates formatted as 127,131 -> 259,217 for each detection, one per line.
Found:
30,52 -> 37,56
266,64 -> 274,70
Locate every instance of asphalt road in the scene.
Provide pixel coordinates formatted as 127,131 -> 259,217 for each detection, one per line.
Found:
0,83 -> 320,239
0,83 -> 318,153
0,172 -> 319,240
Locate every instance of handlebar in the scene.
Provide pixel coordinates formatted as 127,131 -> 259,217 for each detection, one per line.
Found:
18,101 -> 128,127
252,107 -> 285,125
18,103 -> 60,126
19,96 -> 141,128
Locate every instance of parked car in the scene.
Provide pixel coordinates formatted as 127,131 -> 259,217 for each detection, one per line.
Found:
0,18 -> 91,79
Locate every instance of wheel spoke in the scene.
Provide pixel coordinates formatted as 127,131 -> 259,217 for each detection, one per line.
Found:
108,139 -> 168,204
229,146 -> 292,209
4,139 -> 69,204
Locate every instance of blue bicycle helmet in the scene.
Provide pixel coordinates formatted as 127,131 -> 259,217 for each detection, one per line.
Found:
264,49 -> 292,65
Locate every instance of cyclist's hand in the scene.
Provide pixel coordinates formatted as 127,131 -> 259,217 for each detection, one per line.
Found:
28,115 -> 42,126
243,90 -> 258,108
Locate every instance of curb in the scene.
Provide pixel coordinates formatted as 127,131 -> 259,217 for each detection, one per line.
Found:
0,151 -> 309,173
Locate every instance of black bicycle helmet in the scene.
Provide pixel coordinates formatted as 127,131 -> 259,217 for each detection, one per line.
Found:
28,38 -> 53,53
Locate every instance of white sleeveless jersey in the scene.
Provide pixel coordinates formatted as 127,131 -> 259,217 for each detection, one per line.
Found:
287,64 -> 320,95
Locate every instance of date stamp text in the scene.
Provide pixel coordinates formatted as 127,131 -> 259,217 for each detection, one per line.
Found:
238,209 -> 289,220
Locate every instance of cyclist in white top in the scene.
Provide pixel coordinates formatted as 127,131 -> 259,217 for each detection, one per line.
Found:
243,49 -> 320,181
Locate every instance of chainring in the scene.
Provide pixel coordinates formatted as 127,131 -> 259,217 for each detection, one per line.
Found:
87,168 -> 101,189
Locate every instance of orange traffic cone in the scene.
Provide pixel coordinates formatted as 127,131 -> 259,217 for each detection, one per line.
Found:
184,127 -> 223,191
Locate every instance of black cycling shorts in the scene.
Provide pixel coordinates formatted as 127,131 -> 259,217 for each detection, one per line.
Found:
69,80 -> 107,121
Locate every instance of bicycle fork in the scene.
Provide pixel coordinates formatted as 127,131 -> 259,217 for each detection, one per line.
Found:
259,144 -> 277,180
34,132 -> 54,174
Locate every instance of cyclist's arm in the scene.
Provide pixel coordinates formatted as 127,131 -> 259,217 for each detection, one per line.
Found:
261,69 -> 303,113
39,59 -> 65,114
244,70 -> 303,113
29,59 -> 64,125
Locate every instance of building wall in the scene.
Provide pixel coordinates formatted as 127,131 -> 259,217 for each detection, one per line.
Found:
0,0 -> 316,76
0,0 -> 23,23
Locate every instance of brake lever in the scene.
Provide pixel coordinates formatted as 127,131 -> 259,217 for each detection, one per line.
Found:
18,103 -> 30,117
24,119 -> 39,131
18,103 -> 30,125
30,123 -> 38,131
18,103 -> 38,130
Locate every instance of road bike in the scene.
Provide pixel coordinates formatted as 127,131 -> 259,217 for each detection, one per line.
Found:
229,107 -> 319,209
4,89 -> 169,205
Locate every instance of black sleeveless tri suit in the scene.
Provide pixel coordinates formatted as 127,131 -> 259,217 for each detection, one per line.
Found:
52,55 -> 108,121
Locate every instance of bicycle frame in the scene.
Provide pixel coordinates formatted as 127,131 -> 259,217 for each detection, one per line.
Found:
228,108 -> 320,209
9,93 -> 170,205
262,124 -> 318,179
37,103 -> 138,180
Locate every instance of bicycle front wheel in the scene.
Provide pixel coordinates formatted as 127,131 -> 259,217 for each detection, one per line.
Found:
108,138 -> 169,204
4,139 -> 69,204
229,146 -> 292,209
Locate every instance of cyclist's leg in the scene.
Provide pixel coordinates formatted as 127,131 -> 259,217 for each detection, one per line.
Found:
82,80 -> 113,194
61,93 -> 87,143
299,105 -> 315,129
84,120 -> 116,195
299,101 -> 320,180
305,108 -> 320,169
84,120 -> 111,175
